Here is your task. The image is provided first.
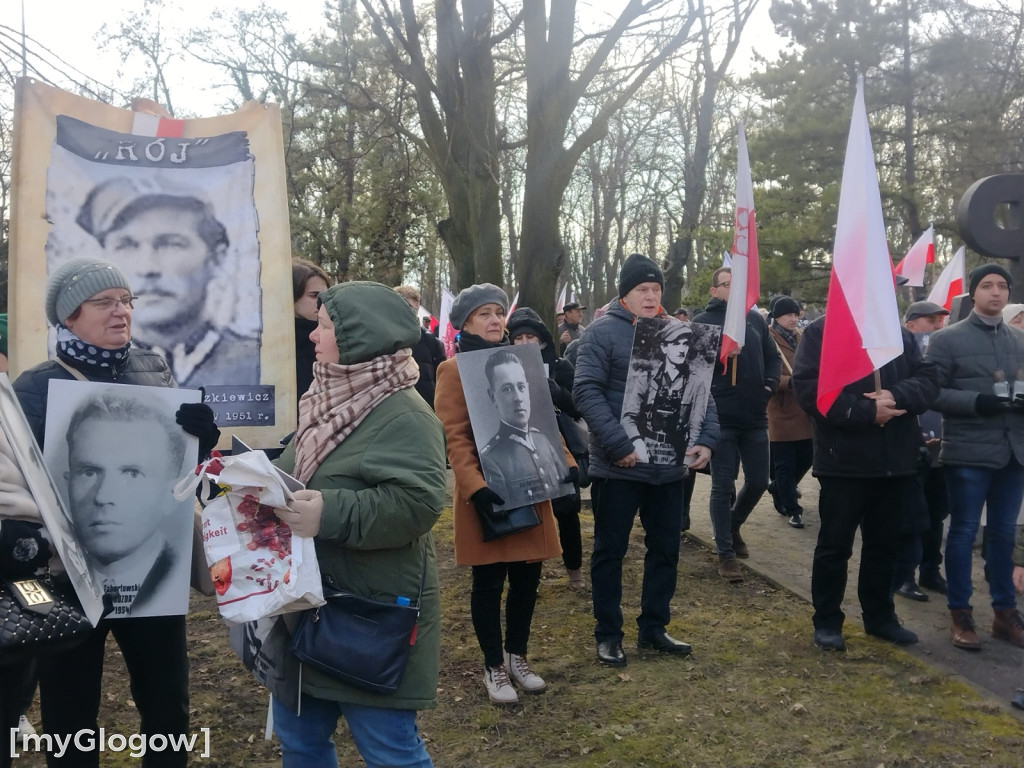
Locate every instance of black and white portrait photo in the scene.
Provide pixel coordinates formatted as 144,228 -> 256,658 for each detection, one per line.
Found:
45,116 -> 261,389
0,374 -> 106,624
42,380 -> 199,618
621,318 -> 721,466
456,344 -> 573,510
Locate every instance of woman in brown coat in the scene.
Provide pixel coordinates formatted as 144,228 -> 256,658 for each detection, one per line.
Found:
434,284 -> 570,706
766,296 -> 814,529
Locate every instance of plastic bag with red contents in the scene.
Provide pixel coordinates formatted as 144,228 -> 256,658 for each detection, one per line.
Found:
174,449 -> 324,623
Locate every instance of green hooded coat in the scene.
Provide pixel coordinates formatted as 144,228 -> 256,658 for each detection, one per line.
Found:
276,281 -> 446,710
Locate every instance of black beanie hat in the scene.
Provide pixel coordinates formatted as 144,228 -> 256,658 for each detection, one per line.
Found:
968,264 -> 1012,297
618,253 -> 664,298
770,296 -> 801,319
506,307 -> 551,344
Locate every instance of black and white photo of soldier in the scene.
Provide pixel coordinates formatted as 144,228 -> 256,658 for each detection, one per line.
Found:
45,116 -> 262,389
621,318 -> 721,466
75,177 -> 259,387
43,381 -> 197,618
457,345 -> 573,510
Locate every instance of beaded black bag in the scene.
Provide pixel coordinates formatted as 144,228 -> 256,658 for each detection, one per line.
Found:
0,575 -> 93,665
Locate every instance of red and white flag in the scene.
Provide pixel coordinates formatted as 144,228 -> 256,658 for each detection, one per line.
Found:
816,77 -> 904,416
894,225 -> 934,287
555,283 -> 568,313
508,291 -> 519,315
720,122 -> 759,372
439,288 -> 458,357
131,109 -> 185,138
926,246 -> 966,311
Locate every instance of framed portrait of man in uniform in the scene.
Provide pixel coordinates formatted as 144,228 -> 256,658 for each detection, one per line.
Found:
621,317 -> 720,466
456,344 -> 573,510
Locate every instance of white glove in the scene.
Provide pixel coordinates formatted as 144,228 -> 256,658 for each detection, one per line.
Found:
275,489 -> 324,538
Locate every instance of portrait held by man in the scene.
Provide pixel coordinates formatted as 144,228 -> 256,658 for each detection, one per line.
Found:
44,116 -> 262,390
42,379 -> 198,618
456,344 -> 573,510
620,318 -> 721,466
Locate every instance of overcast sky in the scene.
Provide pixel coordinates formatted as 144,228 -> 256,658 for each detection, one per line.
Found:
1,1 -> 782,116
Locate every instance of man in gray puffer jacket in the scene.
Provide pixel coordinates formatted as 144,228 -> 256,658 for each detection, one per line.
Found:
926,263 -> 1024,652
573,253 -> 719,668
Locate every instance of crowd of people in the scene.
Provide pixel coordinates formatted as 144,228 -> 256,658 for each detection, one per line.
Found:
2,250 -> 1023,768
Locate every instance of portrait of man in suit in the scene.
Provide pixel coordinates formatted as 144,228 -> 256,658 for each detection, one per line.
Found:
64,392 -> 188,616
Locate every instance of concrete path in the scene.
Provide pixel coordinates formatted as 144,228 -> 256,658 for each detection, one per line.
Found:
679,471 -> 1024,717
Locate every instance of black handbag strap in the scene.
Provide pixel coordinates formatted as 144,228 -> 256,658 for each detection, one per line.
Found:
413,545 -> 428,608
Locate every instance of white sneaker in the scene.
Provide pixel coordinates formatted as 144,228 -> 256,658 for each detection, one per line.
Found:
483,665 -> 518,704
17,715 -> 36,737
504,651 -> 547,693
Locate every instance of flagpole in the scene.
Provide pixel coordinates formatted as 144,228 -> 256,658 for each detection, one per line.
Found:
731,357 -> 737,386
873,370 -> 881,397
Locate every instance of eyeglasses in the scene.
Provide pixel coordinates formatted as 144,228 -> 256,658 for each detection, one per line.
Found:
714,282 -> 732,289
82,295 -> 137,311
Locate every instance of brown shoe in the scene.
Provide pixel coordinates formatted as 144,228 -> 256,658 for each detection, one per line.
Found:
732,530 -> 750,559
992,607 -> 1024,648
718,555 -> 744,582
950,608 -> 981,650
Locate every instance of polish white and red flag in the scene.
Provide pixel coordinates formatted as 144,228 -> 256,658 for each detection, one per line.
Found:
720,121 -> 759,372
894,225 -> 934,287
926,246 -> 966,311
439,288 -> 458,357
816,77 -> 904,416
130,98 -> 185,137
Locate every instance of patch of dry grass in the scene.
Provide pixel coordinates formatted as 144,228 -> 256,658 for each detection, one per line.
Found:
18,505 -> 1024,768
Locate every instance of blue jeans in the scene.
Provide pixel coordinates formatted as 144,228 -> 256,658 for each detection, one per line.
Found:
709,425 -> 770,556
944,462 -> 1024,611
273,694 -> 432,768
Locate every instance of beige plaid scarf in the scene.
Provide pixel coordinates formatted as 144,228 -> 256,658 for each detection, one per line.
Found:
292,348 -> 419,483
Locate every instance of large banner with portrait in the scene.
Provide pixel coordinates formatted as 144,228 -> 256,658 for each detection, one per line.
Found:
456,344 -> 573,510
621,318 -> 720,466
9,78 -> 295,448
42,380 -> 199,619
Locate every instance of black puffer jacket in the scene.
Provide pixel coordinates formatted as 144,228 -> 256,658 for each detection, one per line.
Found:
14,349 -> 174,448
792,317 -> 937,478
693,298 -> 781,428
506,307 -> 578,418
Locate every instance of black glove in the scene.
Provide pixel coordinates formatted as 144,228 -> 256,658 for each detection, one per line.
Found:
563,466 -> 580,492
976,394 -> 1009,416
1013,394 -> 1024,411
0,520 -> 51,579
471,487 -> 506,517
176,401 -> 221,459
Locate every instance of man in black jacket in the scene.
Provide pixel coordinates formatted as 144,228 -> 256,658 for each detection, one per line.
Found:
792,320 -> 938,650
694,267 -> 781,581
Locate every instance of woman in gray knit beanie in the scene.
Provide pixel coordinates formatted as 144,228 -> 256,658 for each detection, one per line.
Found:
10,258 -> 221,764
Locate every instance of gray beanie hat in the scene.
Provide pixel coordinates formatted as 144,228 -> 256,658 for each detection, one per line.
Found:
450,283 -> 509,331
45,259 -> 132,326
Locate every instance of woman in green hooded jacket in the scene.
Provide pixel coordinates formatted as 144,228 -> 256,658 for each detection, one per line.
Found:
273,281 -> 447,768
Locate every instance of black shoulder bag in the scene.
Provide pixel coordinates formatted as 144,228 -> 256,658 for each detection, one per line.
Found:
289,556 -> 427,695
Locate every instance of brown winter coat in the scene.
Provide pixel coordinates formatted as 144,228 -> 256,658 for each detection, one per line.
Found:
435,358 -> 566,567
767,326 -> 814,443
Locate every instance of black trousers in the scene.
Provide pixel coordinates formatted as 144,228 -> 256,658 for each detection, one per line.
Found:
770,439 -> 813,514
551,493 -> 583,571
470,561 -> 543,668
894,466 -> 949,582
38,614 -> 189,768
590,477 -> 684,642
811,476 -> 913,632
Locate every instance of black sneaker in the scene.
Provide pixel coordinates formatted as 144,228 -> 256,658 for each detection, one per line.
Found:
865,620 -> 919,646
788,514 -> 804,529
919,572 -> 947,595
